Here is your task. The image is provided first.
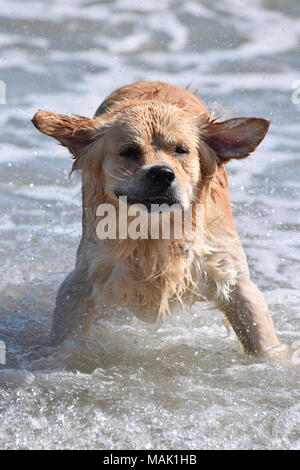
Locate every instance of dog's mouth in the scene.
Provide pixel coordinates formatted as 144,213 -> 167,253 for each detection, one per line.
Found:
115,192 -> 182,212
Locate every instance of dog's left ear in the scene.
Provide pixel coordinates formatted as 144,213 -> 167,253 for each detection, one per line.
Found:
203,117 -> 270,161
32,110 -> 101,157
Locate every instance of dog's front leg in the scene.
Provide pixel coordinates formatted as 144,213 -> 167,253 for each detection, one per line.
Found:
220,278 -> 282,355
205,276 -> 286,357
49,269 -> 96,346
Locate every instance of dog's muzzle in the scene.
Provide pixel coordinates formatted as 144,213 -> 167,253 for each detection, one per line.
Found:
115,165 -> 183,211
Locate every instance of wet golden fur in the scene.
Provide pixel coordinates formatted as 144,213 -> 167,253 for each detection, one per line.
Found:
32,81 -> 287,357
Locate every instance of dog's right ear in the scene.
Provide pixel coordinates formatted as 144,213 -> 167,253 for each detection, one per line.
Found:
32,110 -> 101,157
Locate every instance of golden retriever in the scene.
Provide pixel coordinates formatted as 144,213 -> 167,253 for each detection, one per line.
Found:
32,80 -> 287,357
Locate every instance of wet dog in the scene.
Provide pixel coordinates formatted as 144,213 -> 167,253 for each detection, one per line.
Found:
32,80 -> 286,357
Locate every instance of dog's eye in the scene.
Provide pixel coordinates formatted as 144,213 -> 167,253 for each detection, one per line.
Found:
174,145 -> 189,156
119,146 -> 141,161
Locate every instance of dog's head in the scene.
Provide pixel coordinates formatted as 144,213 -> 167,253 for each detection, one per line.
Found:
32,100 -> 270,211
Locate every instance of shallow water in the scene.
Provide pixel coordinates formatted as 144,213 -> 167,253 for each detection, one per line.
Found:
1,0 -> 300,450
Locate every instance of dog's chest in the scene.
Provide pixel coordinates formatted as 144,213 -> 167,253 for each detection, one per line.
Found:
91,240 -> 207,322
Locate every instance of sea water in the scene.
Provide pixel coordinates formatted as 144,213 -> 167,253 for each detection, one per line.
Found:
0,0 -> 300,449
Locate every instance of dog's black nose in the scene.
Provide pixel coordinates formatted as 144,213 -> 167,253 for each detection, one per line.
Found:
146,165 -> 175,188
